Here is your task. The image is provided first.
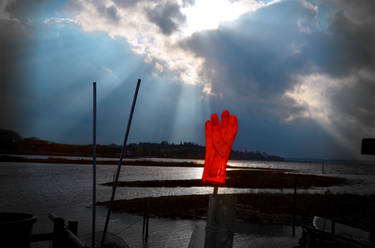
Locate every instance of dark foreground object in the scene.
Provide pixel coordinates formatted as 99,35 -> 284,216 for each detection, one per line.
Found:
81,231 -> 129,248
0,212 -> 36,248
298,225 -> 375,248
205,195 -> 236,248
362,138 -> 375,155
30,213 -> 86,248
3,213 -> 128,248
98,193 -> 375,231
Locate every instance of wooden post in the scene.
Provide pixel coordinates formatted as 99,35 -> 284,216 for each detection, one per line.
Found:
331,198 -> 336,234
369,215 -> 375,242
52,217 -> 65,248
64,229 -> 85,248
204,194 -> 236,248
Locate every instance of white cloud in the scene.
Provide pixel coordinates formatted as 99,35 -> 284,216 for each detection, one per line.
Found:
44,17 -> 81,25
181,0 -> 265,36
284,73 -> 345,122
297,18 -> 312,34
64,0 -> 204,85
296,0 -> 318,34
202,83 -> 215,96
300,0 -> 318,13
144,54 -> 153,64
102,66 -> 113,74
284,72 -> 373,156
60,0 -> 270,90
154,62 -> 164,72
287,42 -> 303,55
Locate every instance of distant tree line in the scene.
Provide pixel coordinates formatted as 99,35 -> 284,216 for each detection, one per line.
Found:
126,142 -> 284,161
0,129 -> 284,161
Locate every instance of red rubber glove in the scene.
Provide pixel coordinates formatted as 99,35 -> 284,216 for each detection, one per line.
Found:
202,110 -> 238,185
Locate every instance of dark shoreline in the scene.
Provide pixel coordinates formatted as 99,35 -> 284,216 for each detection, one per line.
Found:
0,155 -> 202,167
0,155 -> 302,169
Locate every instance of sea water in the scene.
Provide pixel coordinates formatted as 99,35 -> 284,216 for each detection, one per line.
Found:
0,160 -> 374,247
1,159 -> 374,212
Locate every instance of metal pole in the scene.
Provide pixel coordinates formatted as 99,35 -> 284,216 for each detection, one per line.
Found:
145,215 -> 149,243
142,200 -> 148,243
92,82 -> 96,248
331,196 -> 335,234
292,175 -> 296,237
101,79 -> 142,247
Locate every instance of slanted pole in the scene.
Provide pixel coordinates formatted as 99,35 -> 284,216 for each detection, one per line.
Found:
92,82 -> 97,248
142,200 -> 150,243
101,79 -> 142,247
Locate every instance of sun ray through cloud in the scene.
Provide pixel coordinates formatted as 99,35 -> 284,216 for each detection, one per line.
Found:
2,0 -> 374,159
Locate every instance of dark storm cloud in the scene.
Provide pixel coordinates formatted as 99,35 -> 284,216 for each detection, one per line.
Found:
332,71 -> 375,127
0,0 -> 38,132
283,0 -> 375,147
180,0 -> 314,100
68,1 -> 120,23
112,0 -> 146,8
321,0 -> 375,143
327,0 -> 375,23
99,5 -> 120,23
0,20 -> 18,128
2,0 -> 374,159
318,7 -> 375,75
2,0 -> 46,20
145,1 -> 186,35
180,0 -> 374,99
179,0 -> 375,157
287,0 -> 375,148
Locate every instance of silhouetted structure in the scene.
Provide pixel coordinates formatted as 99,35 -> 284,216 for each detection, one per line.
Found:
362,138 -> 375,155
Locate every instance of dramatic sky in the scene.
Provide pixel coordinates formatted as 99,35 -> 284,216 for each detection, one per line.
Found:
1,0 -> 374,159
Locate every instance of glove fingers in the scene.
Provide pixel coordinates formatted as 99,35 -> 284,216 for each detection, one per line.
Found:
221,109 -> 230,132
203,111 -> 237,185
226,114 -> 238,144
211,113 -> 220,127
